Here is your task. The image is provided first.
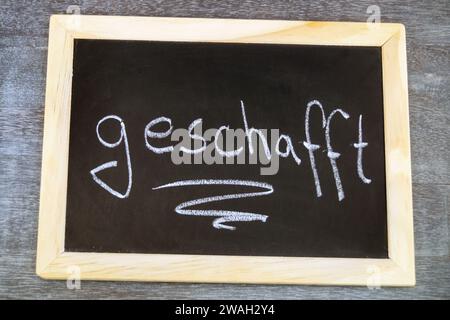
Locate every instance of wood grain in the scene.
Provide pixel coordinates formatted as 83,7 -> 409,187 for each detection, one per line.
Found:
0,0 -> 448,299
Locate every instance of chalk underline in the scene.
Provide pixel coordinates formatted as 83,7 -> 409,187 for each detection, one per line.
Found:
152,179 -> 274,230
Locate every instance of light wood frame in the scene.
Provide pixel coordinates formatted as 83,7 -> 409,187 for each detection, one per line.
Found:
37,15 -> 414,286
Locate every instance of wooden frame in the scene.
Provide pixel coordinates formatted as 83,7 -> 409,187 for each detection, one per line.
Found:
37,15 -> 414,286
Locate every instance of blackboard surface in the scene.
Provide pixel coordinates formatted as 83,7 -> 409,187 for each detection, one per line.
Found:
65,39 -> 387,258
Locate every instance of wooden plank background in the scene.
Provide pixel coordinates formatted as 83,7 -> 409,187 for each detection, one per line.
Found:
0,0 -> 448,299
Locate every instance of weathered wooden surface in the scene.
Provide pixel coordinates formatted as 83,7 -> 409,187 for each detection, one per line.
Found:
0,0 -> 448,299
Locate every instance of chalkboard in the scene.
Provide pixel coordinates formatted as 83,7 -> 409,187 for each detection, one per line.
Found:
37,16 -> 415,285
64,38 -> 388,258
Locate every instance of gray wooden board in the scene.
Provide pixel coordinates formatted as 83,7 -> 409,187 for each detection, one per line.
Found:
0,0 -> 448,299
